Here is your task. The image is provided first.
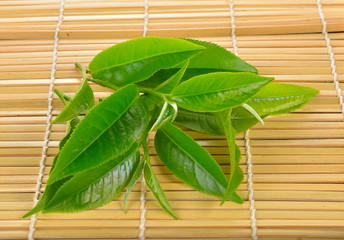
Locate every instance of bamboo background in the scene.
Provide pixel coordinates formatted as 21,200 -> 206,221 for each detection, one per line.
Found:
0,0 -> 344,239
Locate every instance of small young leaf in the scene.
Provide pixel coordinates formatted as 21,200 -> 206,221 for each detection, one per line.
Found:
154,61 -> 189,94
47,84 -> 149,185
155,123 -> 241,203
52,80 -> 94,124
144,162 -> 178,219
217,110 -> 244,205
43,143 -> 140,213
89,37 -> 205,87
172,72 -> 273,112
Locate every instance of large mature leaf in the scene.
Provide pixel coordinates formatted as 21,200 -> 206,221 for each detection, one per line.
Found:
155,123 -> 242,203
88,37 -> 205,87
138,39 -> 257,88
47,84 -> 149,185
217,110 -> 244,205
43,143 -> 140,213
144,162 -> 178,219
172,72 -> 273,112
52,80 -> 94,124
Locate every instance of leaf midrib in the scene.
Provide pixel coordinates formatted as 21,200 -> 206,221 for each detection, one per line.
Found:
91,50 -> 202,74
160,128 -> 227,189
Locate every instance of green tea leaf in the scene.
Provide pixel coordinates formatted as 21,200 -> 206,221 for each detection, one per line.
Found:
23,117 -> 80,218
43,143 -> 140,213
217,110 -> 244,205
89,37 -> 205,87
144,162 -> 178,219
155,123 -> 241,203
184,38 -> 257,74
232,83 -> 319,133
231,106 -> 267,133
52,80 -> 94,124
172,72 -> 273,112
138,39 -> 257,88
154,61 -> 189,94
247,82 -> 319,116
173,108 -> 225,135
47,84 -> 149,185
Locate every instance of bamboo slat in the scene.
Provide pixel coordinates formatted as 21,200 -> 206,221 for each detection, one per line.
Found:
0,0 -> 344,239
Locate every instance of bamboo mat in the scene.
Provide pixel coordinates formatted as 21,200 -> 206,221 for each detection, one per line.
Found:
1,0 -> 344,239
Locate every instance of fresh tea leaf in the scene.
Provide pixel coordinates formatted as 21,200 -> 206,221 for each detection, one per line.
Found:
155,123 -> 241,203
52,80 -> 94,124
44,143 -> 140,213
89,37 -> 205,87
138,39 -> 257,88
172,72 -> 273,112
154,61 -> 189,94
184,38 -> 257,74
144,162 -> 178,219
247,82 -> 319,116
173,108 -> 225,135
47,84 -> 149,185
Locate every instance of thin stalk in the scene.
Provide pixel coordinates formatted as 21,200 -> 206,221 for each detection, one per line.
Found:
75,62 -> 88,81
137,86 -> 169,102
54,89 -> 71,106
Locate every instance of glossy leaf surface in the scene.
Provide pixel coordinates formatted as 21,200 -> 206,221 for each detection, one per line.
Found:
52,80 -> 94,124
44,143 -> 140,213
184,38 -> 257,73
173,108 -> 224,135
138,39 -> 257,88
172,72 -> 273,112
247,82 -> 319,116
47,84 -> 149,184
89,37 -> 205,87
155,123 -> 241,203
144,162 -> 178,219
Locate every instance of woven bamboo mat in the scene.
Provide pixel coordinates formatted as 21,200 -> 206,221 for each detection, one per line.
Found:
1,0 -> 344,239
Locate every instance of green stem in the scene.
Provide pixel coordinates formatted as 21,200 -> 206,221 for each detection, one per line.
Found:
75,62 -> 88,81
137,86 -> 169,102
54,88 -> 71,106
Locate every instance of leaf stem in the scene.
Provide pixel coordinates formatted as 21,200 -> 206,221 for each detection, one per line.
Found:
75,62 -> 88,81
137,86 -> 169,102
54,88 -> 71,106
